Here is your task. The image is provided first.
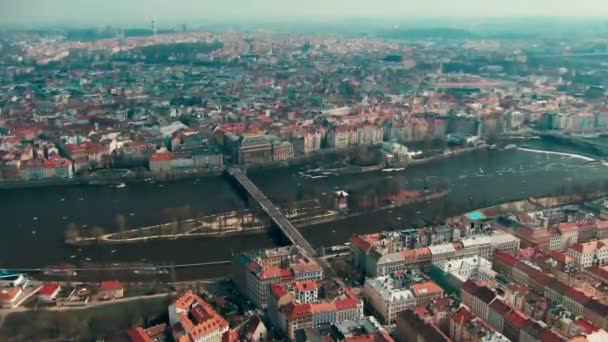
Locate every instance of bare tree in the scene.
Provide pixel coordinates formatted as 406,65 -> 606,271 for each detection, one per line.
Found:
64,223 -> 80,242
115,214 -> 126,233
91,226 -> 105,244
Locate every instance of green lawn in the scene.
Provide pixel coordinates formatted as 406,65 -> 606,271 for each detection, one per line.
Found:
0,295 -> 172,341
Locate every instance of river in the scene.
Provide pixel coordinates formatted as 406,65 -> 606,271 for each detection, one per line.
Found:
1,147 -> 608,280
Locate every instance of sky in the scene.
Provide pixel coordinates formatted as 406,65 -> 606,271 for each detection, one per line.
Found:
2,0 -> 608,26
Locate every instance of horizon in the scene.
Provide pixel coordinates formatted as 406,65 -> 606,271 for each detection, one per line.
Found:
2,0 -> 608,28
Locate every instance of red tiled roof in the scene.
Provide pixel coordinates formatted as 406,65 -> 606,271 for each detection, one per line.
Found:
334,298 -> 360,311
450,307 -> 474,325
289,303 -> 312,318
173,292 -> 228,340
574,318 -> 599,335
538,328 -> 566,342
350,235 -> 374,253
0,287 -> 21,301
127,327 -> 153,342
504,310 -> 530,329
310,301 -> 336,315
494,251 -> 518,266
565,287 -> 591,305
271,284 -> 289,299
489,299 -> 512,316
150,151 -> 173,161
345,332 -> 395,342
222,329 -> 239,342
294,280 -> 318,292
99,280 -> 124,292
38,283 -> 61,297
557,222 -> 578,232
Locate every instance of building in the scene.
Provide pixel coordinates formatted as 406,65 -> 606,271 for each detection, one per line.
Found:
395,310 -> 451,342
149,151 -> 172,174
239,314 -> 267,342
232,247 -> 323,309
441,256 -> 497,285
567,239 -> 608,268
169,291 -> 229,342
37,283 -> 61,302
449,306 -> 510,342
303,131 -> 322,154
328,126 -> 350,150
460,280 -> 496,321
98,281 -> 125,299
356,125 -> 383,145
18,156 -> 73,180
272,141 -> 294,161
127,323 -> 168,342
64,141 -> 110,166
171,152 -> 194,169
351,229 -> 517,277
0,287 -> 23,308
410,281 -> 444,307
238,134 -> 272,165
192,150 -> 223,168
363,275 -> 415,323
269,282 -> 363,340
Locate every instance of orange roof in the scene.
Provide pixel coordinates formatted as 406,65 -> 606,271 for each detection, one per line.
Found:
334,298 -> 360,311
571,241 -> 602,254
351,235 -> 374,252
258,266 -> 285,280
127,327 -> 153,342
173,292 -> 228,340
558,222 -> 578,232
271,284 -> 289,299
411,281 -> 443,296
310,301 -> 336,314
290,303 -> 312,318
295,280 -> 318,292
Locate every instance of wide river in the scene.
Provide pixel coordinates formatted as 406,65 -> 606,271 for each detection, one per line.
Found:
1,146 -> 608,280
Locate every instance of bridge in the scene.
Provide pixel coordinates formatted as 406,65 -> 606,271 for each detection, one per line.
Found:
226,166 -> 317,258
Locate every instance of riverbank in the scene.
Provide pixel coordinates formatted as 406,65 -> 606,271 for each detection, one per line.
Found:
299,189 -> 449,227
409,145 -> 489,166
0,295 -> 172,341
0,144 -> 488,190
65,200 -> 339,246
65,188 -> 447,246
458,191 -> 608,221
0,167 -> 223,190
517,147 -> 598,162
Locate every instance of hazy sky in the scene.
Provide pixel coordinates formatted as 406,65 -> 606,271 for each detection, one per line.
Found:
3,0 -> 608,26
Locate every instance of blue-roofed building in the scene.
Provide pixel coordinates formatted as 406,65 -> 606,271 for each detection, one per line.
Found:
466,211 -> 487,221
